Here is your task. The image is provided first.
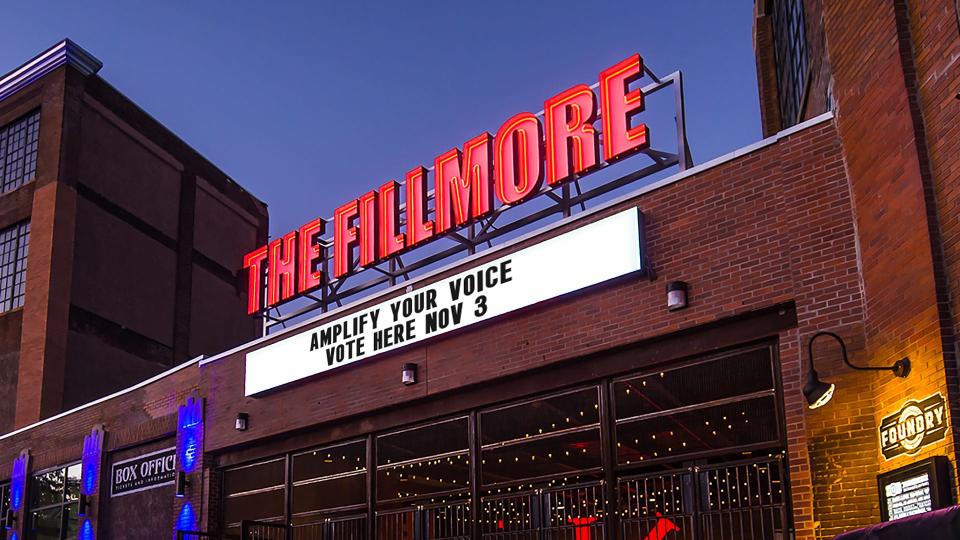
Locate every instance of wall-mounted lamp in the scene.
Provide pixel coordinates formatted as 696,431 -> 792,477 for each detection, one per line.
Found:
175,470 -> 190,498
235,413 -> 249,432
402,363 -> 418,385
804,331 -> 911,409
666,281 -> 688,311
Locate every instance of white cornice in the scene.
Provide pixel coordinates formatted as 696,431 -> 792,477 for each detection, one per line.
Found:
0,39 -> 102,103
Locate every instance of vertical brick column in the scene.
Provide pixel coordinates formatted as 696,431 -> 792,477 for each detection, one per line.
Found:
813,0 -> 959,536
14,68 -> 76,426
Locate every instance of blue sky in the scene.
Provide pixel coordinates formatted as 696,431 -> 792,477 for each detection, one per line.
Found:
1,1 -> 760,237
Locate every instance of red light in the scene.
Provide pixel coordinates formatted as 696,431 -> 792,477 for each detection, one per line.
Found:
242,246 -> 268,315
600,54 -> 650,162
434,132 -> 494,233
358,190 -> 378,267
268,231 -> 298,306
333,200 -> 359,279
405,166 -> 434,247
297,219 -> 324,295
567,517 -> 598,540
494,112 -> 544,205
643,513 -> 680,540
378,180 -> 406,259
545,84 -> 599,185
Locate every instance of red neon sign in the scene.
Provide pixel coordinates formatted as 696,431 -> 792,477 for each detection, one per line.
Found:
245,54 -> 652,314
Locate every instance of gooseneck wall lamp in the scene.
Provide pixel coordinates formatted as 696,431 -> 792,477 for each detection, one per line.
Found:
804,331 -> 911,409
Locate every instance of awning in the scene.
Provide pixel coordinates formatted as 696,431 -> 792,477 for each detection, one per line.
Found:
834,505 -> 960,539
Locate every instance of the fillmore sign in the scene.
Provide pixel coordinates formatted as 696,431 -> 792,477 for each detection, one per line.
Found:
879,393 -> 949,460
244,54 -> 656,315
245,208 -> 645,395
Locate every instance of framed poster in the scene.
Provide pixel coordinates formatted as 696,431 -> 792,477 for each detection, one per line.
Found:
877,456 -> 953,521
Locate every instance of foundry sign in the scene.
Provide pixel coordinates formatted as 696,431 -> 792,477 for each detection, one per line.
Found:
879,393 -> 948,460
244,54 -> 656,315
110,447 -> 177,497
245,207 -> 646,395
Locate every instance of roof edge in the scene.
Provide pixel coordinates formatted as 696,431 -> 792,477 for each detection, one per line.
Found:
0,39 -> 103,104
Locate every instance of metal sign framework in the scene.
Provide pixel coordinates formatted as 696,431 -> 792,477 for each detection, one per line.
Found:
260,68 -> 692,333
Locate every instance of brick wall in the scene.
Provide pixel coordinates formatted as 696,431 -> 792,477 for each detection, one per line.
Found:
901,0 -> 960,486
812,0 -> 960,537
200,116 -> 865,538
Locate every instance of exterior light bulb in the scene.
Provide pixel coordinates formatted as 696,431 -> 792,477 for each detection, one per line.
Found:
803,368 -> 835,409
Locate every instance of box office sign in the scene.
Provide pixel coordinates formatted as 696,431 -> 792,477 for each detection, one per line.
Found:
110,447 -> 177,497
245,207 -> 646,395
879,393 -> 949,460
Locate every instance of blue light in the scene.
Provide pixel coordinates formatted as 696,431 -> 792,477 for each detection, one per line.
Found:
81,428 -> 103,496
10,453 -> 27,511
79,519 -> 95,540
177,397 -> 204,474
10,532 -> 18,540
176,501 -> 196,533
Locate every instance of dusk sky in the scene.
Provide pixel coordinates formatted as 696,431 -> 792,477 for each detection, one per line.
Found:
0,1 -> 760,238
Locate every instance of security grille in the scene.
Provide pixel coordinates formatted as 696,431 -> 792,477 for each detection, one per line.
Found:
377,501 -> 470,540
480,482 -> 605,539
0,110 -> 40,194
619,456 -> 788,540
241,520 -> 288,540
293,514 -> 366,540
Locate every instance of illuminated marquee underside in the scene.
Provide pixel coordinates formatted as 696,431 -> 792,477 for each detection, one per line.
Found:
247,54 -> 690,331
245,208 -> 646,395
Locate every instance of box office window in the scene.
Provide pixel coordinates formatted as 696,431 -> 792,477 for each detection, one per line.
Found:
291,439 -> 366,519
613,348 -> 780,466
222,458 -> 285,532
0,110 -> 40,195
480,387 -> 602,488
0,220 -> 29,313
26,464 -> 81,540
377,417 -> 470,505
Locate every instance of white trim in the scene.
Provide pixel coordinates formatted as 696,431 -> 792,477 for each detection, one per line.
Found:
0,39 -> 102,103
200,109 -> 836,367
0,356 -> 203,440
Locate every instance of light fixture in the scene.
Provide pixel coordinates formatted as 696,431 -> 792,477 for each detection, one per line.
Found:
805,331 -> 910,409
666,281 -> 688,311
402,363 -> 418,385
235,413 -> 249,431
175,470 -> 189,498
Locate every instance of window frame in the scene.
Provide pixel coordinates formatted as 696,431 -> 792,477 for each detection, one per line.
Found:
0,220 -> 30,314
0,109 -> 41,195
25,462 -> 82,540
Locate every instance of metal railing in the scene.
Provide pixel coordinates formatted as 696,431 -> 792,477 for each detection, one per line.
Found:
619,456 -> 788,540
480,481 -> 606,539
216,457 -> 786,539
